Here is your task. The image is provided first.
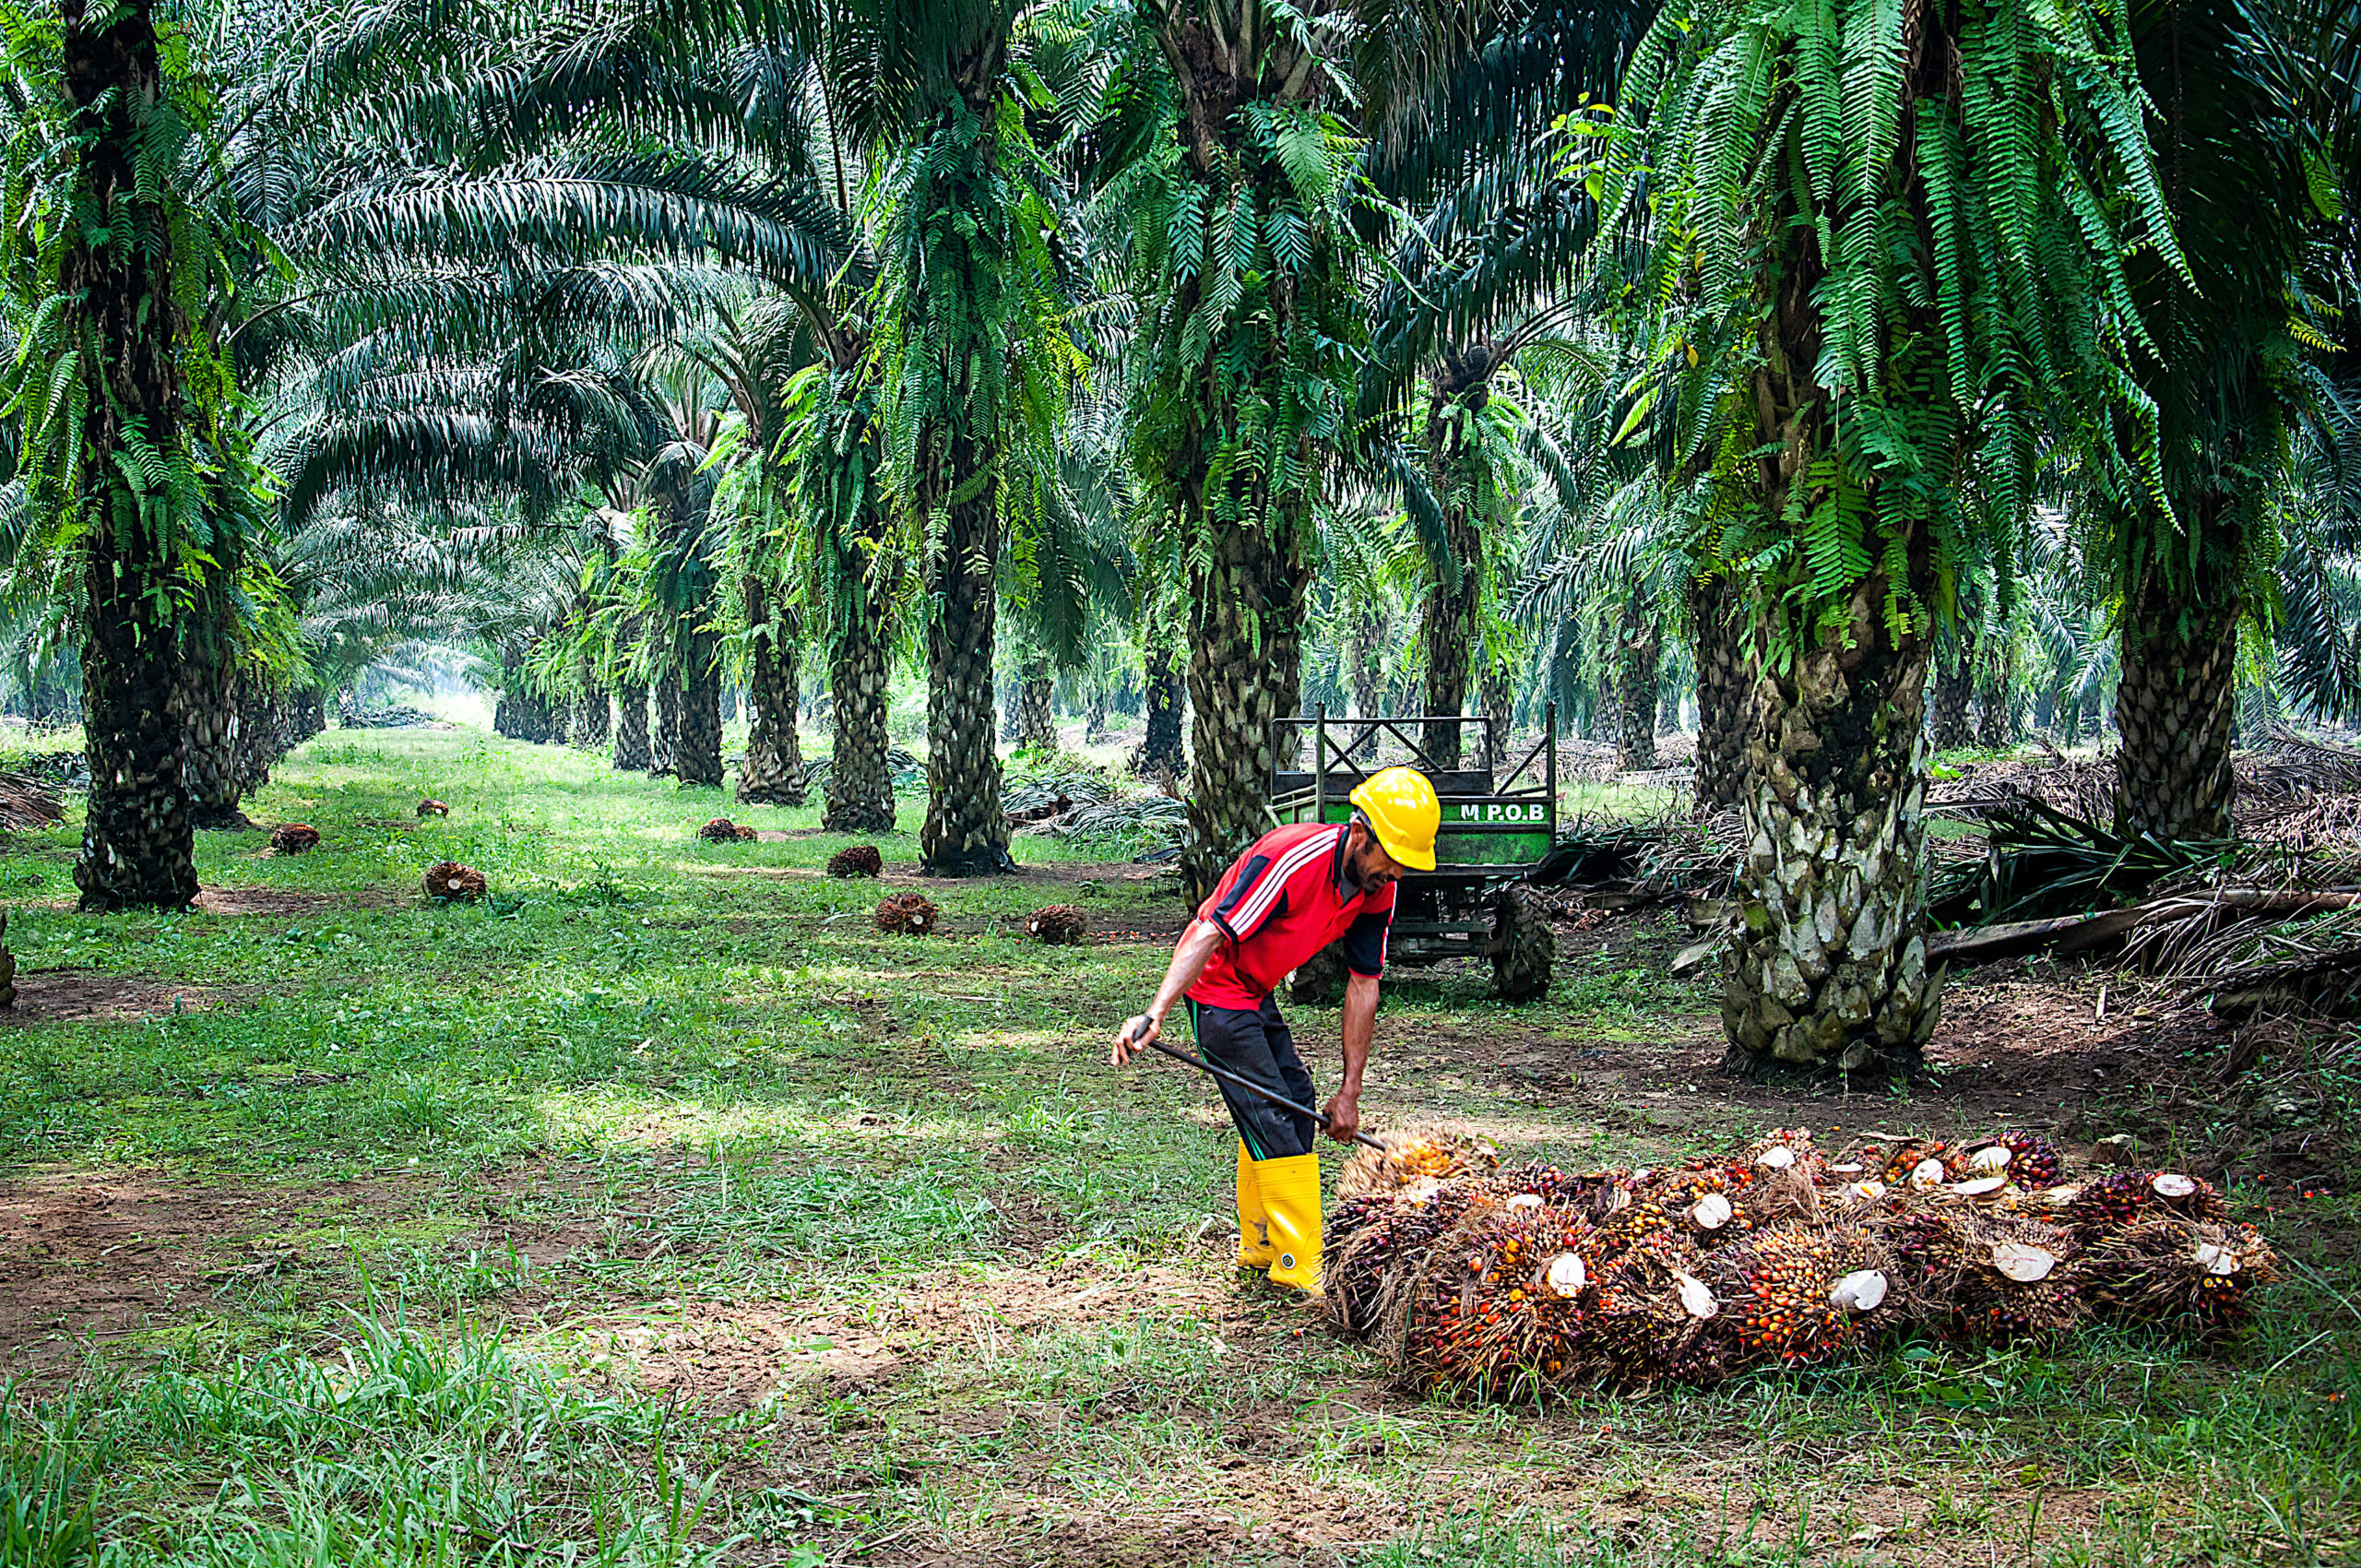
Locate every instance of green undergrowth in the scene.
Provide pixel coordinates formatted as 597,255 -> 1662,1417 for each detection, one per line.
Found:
0,729 -> 2354,1564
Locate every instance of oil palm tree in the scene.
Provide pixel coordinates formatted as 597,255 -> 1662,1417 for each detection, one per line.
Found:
1,0 -> 275,908
2095,0 -> 2361,838
1609,0 -> 2180,1071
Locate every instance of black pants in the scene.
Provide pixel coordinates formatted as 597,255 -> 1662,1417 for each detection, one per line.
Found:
1188,995 -> 1317,1160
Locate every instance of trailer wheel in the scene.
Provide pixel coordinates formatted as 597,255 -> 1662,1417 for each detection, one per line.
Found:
1491,884 -> 1555,1002
1288,942 -> 1350,1006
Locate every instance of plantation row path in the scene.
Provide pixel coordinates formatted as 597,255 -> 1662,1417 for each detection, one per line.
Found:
1,730 -> 2353,1566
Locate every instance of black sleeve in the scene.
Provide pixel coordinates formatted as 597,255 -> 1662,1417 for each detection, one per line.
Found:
1340,907 -> 1392,977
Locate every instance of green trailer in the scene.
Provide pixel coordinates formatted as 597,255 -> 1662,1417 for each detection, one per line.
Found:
1268,707 -> 1559,1003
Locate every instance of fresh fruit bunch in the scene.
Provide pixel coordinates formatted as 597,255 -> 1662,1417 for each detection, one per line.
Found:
1493,1164 -> 1639,1218
1743,1128 -> 1821,1178
1584,1230 -> 1723,1390
1589,1197 -> 1681,1264
2065,1171 -> 2226,1238
875,892 -> 939,934
415,798 -> 449,817
1709,1224 -> 1879,1370
827,844 -> 884,879
423,861 -> 487,902
1640,1167 -> 1750,1244
1326,1182 -> 1488,1336
1866,1138 -> 1958,1189
1956,1130 -> 2064,1189
270,824 -> 321,854
1946,1216 -> 2086,1344
2080,1217 -> 2278,1340
1402,1206 -> 1596,1402
1336,1126 -> 1500,1200
1024,905 -> 1087,945
699,817 -> 756,842
0,909 -> 17,1011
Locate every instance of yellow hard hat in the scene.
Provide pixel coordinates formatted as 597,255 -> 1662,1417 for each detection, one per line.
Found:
1348,766 -> 1440,872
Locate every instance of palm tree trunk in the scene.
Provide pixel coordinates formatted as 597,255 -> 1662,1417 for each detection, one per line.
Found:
1929,647 -> 1973,750
1721,263 -> 1940,1070
1975,634 -> 2016,752
1616,592 -> 1661,772
1084,680 -> 1109,743
676,631 -> 724,789
2114,564 -> 2237,840
1723,547 -> 1940,1072
825,605 -> 896,833
65,0 -> 196,909
1184,521 -> 1309,899
179,630 -> 253,831
1134,637 -> 1186,781
739,578 -> 806,805
1690,572 -> 1750,814
920,475 -> 1010,873
1419,418 -> 1484,771
650,672 -> 681,777
1016,658 -> 1055,751
573,655 -> 610,749
613,682 -> 651,771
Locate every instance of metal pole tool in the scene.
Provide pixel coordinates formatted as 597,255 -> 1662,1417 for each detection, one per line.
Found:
1119,1016 -> 1387,1152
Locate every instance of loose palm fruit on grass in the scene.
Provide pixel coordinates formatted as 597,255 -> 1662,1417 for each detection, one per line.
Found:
1025,904 -> 1086,944
876,892 -> 938,934
270,824 -> 321,854
416,798 -> 449,817
827,844 -> 884,878
424,861 -> 487,902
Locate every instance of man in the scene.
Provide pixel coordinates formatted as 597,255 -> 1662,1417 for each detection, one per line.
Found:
1111,766 -> 1440,1297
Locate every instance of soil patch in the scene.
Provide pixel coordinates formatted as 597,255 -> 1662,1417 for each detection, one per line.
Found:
198,885 -> 399,915
0,1169 -> 429,1377
0,969 -> 239,1027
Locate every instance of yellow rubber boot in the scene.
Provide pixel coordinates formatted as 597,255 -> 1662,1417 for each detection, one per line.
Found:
1235,1142 -> 1275,1268
1256,1153 -> 1324,1297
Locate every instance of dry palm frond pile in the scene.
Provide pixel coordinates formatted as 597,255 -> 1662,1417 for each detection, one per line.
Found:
0,772 -> 65,830
1329,1127 -> 2274,1401
875,892 -> 938,934
415,798 -> 449,817
269,824 -> 321,854
827,844 -> 884,879
698,817 -> 757,843
1024,904 -> 1087,944
423,861 -> 487,903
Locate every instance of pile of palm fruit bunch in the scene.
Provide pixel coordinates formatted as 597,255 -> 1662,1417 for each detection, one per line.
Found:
423,861 -> 487,902
1327,1126 -> 2276,1402
827,843 -> 884,878
874,892 -> 938,933
1023,904 -> 1087,944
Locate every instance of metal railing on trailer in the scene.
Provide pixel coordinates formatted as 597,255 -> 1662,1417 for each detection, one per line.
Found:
1268,706 -> 1557,875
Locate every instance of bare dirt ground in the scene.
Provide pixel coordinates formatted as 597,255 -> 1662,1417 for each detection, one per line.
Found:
0,969 -> 240,1027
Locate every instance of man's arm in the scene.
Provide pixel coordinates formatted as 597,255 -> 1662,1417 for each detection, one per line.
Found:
1323,971 -> 1379,1141
1109,918 -> 1224,1064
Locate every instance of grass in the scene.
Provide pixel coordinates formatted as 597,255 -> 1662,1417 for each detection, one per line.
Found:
0,728 -> 2356,1565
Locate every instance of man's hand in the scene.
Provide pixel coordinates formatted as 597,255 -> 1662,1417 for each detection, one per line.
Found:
1322,1088 -> 1361,1144
1110,1013 -> 1161,1066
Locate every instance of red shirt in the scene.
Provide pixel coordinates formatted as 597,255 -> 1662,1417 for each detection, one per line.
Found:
1187,823 -> 1396,1008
